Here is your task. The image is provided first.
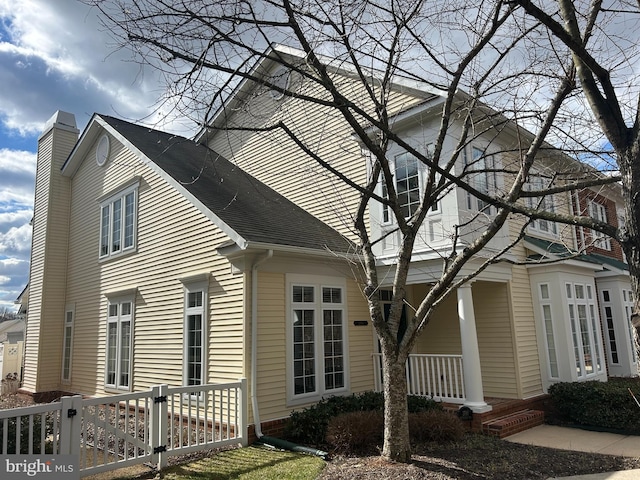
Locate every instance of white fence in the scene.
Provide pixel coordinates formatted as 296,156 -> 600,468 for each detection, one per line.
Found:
0,342 -> 23,395
0,379 -> 247,477
373,353 -> 466,403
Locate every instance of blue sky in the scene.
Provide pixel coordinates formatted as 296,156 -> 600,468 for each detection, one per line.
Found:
0,0 -> 186,312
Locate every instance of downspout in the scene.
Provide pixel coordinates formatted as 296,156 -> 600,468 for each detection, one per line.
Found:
251,249 -> 273,439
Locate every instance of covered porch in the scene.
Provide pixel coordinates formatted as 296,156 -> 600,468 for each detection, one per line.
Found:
371,263 -> 547,435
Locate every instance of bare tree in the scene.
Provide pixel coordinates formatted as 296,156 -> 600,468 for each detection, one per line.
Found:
508,0 -> 640,330
86,0 -> 621,462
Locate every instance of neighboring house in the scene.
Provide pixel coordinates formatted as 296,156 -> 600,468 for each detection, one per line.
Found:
22,46 -> 636,438
1,290 -> 26,387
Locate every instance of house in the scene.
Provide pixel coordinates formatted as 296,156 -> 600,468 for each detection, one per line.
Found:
0,287 -> 27,390
21,46 -> 636,439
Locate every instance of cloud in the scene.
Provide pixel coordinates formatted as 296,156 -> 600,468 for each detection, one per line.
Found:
0,0 -> 166,136
0,256 -> 28,312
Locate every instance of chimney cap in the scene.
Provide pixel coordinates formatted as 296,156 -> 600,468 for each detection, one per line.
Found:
39,111 -> 78,139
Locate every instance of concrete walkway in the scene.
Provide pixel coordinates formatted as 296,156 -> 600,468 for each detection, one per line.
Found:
506,425 -> 640,479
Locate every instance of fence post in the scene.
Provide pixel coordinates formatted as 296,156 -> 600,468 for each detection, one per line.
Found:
151,385 -> 169,471
58,395 -> 82,456
239,378 -> 248,447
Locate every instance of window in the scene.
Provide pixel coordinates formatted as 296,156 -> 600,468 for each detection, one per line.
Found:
465,146 -> 495,213
383,152 -> 420,222
61,306 -> 74,383
601,290 -> 619,364
566,283 -> 603,378
381,147 -> 437,224
184,284 -> 207,387
100,183 -> 138,259
527,176 -> 557,235
539,284 -> 559,378
288,276 -> 347,403
623,289 -> 638,363
105,298 -> 134,390
588,200 -> 611,250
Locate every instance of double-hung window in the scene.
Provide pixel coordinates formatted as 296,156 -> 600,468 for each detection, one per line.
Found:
288,275 -> 347,403
465,146 -> 495,213
527,176 -> 557,235
105,297 -> 134,390
183,283 -> 207,388
587,200 -> 611,250
383,152 -> 421,222
100,183 -> 138,259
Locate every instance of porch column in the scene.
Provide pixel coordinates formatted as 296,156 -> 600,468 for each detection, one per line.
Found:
457,284 -> 492,413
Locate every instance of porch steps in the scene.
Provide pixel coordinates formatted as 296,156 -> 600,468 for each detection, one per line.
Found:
482,409 -> 545,438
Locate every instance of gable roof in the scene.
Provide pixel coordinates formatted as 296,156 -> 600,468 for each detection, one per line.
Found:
97,115 -> 354,255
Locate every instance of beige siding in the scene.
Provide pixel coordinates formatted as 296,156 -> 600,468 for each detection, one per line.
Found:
64,133 -> 245,397
207,70 -> 424,241
24,124 -> 77,393
473,282 -> 518,398
413,285 -> 462,355
254,271 -> 373,423
413,282 -> 520,398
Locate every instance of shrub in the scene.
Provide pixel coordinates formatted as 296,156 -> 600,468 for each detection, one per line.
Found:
549,379 -> 640,433
0,413 -> 54,454
408,410 -> 465,443
325,409 -> 464,454
283,391 -> 443,446
326,410 -> 384,454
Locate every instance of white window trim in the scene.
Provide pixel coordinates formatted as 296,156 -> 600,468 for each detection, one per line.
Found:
538,284 -> 559,379
105,294 -> 135,392
623,289 -> 638,363
286,274 -> 349,406
526,176 -> 558,237
99,182 -> 139,260
61,304 -> 75,384
464,145 -> 496,214
588,200 -> 611,251
380,146 -> 439,226
182,279 -> 208,389
600,289 -> 620,366
565,282 -> 604,379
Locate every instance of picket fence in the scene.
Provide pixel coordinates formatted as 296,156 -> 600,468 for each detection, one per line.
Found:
0,379 -> 247,477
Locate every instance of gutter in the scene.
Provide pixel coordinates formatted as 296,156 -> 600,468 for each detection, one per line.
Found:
251,249 -> 273,439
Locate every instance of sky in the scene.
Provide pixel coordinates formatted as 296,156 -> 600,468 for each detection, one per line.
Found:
0,0 -> 187,312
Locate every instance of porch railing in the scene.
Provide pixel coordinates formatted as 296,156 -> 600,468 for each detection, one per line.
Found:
372,353 -> 466,404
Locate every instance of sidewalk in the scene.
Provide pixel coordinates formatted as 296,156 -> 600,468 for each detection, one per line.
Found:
506,424 -> 640,479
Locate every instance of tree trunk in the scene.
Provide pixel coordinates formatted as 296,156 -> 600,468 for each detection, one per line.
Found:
620,147 -> 640,324
381,354 -> 411,463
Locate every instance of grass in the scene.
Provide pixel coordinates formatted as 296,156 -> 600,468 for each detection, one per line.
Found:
102,446 -> 325,480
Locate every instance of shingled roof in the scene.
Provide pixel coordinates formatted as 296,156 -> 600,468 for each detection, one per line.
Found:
99,115 -> 354,254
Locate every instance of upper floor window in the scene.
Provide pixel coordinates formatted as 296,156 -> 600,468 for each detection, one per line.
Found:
381,148 -> 438,224
527,176 -> 557,236
100,183 -> 138,259
588,200 -> 611,250
465,146 -> 496,214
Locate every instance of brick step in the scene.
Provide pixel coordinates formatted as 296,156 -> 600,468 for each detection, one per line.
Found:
482,409 -> 545,438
